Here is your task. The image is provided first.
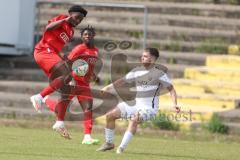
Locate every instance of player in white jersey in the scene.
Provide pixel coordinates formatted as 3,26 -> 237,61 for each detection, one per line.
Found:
96,48 -> 179,154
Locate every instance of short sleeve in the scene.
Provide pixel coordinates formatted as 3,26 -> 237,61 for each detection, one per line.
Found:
48,14 -> 67,24
68,45 -> 85,61
95,48 -> 99,56
159,73 -> 171,84
124,70 -> 135,83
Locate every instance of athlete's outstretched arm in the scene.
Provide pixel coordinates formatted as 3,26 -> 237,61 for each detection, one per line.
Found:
167,85 -> 179,112
101,78 -> 126,93
46,17 -> 72,31
91,58 -> 103,84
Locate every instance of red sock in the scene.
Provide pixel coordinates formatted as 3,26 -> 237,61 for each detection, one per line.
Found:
83,111 -> 93,134
56,99 -> 69,121
45,98 -> 57,112
40,85 -> 54,98
40,77 -> 65,97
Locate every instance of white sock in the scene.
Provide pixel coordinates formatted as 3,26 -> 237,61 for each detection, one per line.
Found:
119,131 -> 133,149
84,134 -> 91,140
55,121 -> 64,128
36,94 -> 43,100
42,95 -> 49,103
105,128 -> 114,144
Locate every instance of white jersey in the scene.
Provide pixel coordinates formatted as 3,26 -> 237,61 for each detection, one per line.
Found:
123,65 -> 172,112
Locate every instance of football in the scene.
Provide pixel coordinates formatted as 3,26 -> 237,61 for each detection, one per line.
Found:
72,59 -> 89,77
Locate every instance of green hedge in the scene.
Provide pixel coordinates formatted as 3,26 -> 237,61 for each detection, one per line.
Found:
206,113 -> 229,134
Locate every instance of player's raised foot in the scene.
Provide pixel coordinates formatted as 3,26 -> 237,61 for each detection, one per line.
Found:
116,147 -> 124,154
52,122 -> 71,140
42,95 -> 49,104
30,94 -> 43,113
96,143 -> 114,152
82,138 -> 100,145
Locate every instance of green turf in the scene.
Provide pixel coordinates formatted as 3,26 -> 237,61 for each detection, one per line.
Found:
0,126 -> 239,160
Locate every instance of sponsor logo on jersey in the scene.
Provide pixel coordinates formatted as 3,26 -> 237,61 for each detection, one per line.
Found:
60,32 -> 70,43
87,58 -> 97,64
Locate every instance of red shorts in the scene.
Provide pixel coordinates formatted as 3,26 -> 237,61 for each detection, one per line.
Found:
34,47 -> 62,77
69,80 -> 92,101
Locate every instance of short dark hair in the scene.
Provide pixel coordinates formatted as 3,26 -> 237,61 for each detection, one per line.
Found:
80,25 -> 96,36
68,5 -> 87,17
145,48 -> 159,59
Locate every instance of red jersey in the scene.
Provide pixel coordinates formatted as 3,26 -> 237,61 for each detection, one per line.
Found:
35,14 -> 74,52
68,43 -> 99,83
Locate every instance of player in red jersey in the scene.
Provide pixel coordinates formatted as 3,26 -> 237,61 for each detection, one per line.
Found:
30,5 -> 87,135
43,26 -> 101,142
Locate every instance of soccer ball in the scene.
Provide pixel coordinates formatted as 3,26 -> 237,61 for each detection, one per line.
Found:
72,59 -> 89,77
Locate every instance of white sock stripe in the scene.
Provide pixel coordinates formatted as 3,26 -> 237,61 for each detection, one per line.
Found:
105,128 -> 114,144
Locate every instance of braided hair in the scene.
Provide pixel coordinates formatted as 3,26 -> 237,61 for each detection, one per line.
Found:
80,25 -> 96,37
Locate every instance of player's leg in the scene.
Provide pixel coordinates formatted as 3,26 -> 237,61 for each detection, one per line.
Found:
97,102 -> 137,152
72,82 -> 99,144
43,93 -> 74,113
78,99 -> 99,145
52,94 -> 72,139
41,60 -> 72,97
117,108 -> 157,154
52,83 -> 91,140
43,96 -> 57,112
117,113 -> 140,154
96,107 -> 121,151
30,49 -> 72,112
31,74 -> 72,113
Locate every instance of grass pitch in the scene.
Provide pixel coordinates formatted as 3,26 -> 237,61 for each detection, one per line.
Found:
0,126 -> 239,160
